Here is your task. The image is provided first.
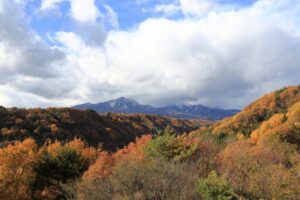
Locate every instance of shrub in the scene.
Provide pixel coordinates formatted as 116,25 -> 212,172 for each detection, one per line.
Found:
197,171 -> 236,200
32,146 -> 90,199
72,158 -> 199,200
145,133 -> 198,161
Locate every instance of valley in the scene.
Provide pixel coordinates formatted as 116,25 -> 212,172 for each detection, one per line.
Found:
0,86 -> 299,199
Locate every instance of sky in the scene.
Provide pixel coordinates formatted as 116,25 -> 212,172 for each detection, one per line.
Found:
0,0 -> 299,109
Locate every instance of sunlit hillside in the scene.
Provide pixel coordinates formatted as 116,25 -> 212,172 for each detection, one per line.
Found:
0,86 -> 299,199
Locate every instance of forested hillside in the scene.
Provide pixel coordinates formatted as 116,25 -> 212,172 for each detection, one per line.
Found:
0,86 -> 299,200
193,85 -> 300,145
0,107 -> 202,151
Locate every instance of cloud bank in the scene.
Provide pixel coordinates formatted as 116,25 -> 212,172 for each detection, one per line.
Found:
0,0 -> 300,109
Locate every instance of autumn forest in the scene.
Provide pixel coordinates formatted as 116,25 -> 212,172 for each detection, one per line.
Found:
0,86 -> 300,200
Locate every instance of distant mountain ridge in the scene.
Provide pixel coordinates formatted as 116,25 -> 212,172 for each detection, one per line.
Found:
73,97 -> 239,120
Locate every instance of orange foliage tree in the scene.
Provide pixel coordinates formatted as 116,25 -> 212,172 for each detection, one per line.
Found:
0,139 -> 38,200
83,135 -> 152,181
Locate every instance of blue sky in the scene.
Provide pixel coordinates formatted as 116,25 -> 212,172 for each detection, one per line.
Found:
0,0 -> 299,108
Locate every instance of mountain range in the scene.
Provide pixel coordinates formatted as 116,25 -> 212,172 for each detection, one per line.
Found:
73,97 -> 239,120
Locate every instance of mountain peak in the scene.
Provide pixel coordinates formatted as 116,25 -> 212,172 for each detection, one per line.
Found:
73,97 -> 239,120
113,97 -> 139,104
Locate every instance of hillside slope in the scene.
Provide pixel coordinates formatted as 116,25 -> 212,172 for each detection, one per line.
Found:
0,86 -> 299,200
0,107 -> 203,151
193,85 -> 300,144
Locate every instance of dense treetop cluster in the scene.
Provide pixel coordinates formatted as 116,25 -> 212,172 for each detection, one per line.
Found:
0,108 -> 201,151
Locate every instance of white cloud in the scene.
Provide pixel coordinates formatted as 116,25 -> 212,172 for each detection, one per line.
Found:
70,0 -> 100,23
179,0 -> 216,16
40,0 -> 65,10
40,0 -> 101,23
55,32 -> 85,52
154,4 -> 181,16
0,0 -> 78,106
54,0 -> 300,108
1,0 -> 300,109
39,0 -> 118,46
104,5 -> 119,29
